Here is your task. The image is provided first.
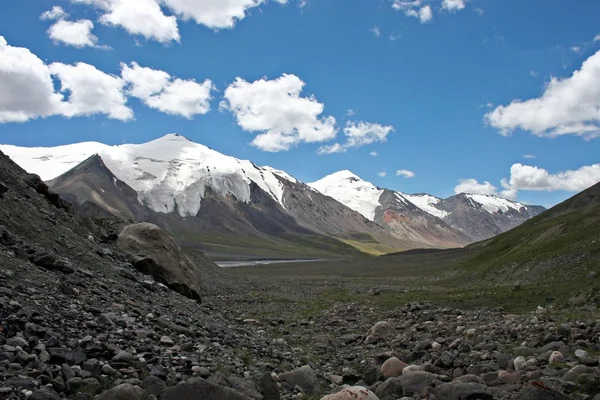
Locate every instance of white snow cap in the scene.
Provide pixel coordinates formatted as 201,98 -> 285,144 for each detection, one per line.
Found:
309,170 -> 384,220
465,193 -> 525,214
0,133 -> 297,217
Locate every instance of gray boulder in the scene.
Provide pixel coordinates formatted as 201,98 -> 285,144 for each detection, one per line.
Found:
117,222 -> 203,302
433,382 -> 493,400
279,365 -> 319,394
162,377 -> 251,400
514,384 -> 570,400
375,377 -> 405,399
96,384 -> 149,400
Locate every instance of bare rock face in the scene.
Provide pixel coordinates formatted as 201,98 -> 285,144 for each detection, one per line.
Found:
117,222 -> 203,302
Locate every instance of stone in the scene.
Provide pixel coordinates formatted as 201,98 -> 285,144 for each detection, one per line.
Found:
433,382 -> 493,400
549,351 -> 564,363
96,384 -> 150,400
117,222 -> 203,302
142,376 -> 167,397
162,377 -> 250,400
113,351 -> 135,364
498,370 -> 520,384
575,349 -> 588,359
279,365 -> 319,394
375,378 -> 405,400
514,383 -> 570,400
399,371 -> 438,396
365,321 -> 395,342
29,388 -> 61,400
255,372 -> 280,400
321,386 -> 379,400
514,356 -> 527,372
440,351 -> 455,368
160,335 -> 174,345
381,357 -> 408,378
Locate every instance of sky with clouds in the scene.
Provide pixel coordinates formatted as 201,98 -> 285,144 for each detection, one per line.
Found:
0,0 -> 599,207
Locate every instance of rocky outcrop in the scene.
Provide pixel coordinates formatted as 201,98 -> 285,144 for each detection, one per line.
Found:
117,222 -> 204,302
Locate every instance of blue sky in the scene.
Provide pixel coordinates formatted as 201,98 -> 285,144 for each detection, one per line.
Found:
0,0 -> 599,207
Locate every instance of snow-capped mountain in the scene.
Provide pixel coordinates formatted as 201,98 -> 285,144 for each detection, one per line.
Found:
3,134 -> 289,217
0,134 -> 403,255
309,171 -> 545,243
310,171 -> 472,248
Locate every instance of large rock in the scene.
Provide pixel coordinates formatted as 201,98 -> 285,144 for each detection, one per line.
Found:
365,321 -> 395,343
117,222 -> 203,302
162,378 -> 250,400
279,365 -> 319,394
96,384 -> 149,400
321,386 -> 379,400
375,378 -> 404,399
381,357 -> 408,378
514,383 -> 570,400
432,382 -> 493,400
400,371 -> 439,396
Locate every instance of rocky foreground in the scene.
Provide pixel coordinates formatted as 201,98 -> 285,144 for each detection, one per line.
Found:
1,149 -> 600,400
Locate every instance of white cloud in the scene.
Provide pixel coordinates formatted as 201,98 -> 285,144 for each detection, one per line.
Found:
393,1 -> 433,23
121,62 -> 214,118
454,178 -> 497,195
377,171 -> 387,177
502,163 -> 600,193
0,36 -> 63,123
529,70 -> 539,77
571,46 -> 582,54
474,7 -> 484,16
369,151 -> 378,156
442,0 -> 466,12
317,143 -> 344,155
396,169 -> 416,179
72,0 -> 180,43
370,26 -> 381,37
346,109 -> 356,116
524,154 -> 536,159
318,121 -> 394,154
48,19 -> 99,48
40,6 -> 68,20
50,62 -> 132,121
161,0 -> 288,30
595,34 -> 600,43
221,73 -> 337,152
485,50 -> 600,140
389,32 -> 402,42
416,6 -> 433,23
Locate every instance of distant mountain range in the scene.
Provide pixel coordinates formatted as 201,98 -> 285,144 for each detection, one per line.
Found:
0,134 -> 545,256
310,170 -> 545,244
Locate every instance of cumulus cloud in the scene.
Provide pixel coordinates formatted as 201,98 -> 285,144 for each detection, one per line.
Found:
377,171 -> 387,177
396,169 -> 416,178
485,50 -> 600,140
0,36 -> 63,123
502,163 -> 600,193
161,0 -> 288,30
454,178 -> 498,195
47,19 -> 100,48
40,6 -> 68,20
221,74 -> 337,152
393,1 -> 433,23
570,46 -> 582,54
595,34 -> 600,42
370,26 -> 381,37
50,62 -> 133,121
442,0 -> 466,11
369,151 -> 378,156
524,154 -> 536,159
72,0 -> 180,43
318,121 -> 394,154
121,62 -> 214,118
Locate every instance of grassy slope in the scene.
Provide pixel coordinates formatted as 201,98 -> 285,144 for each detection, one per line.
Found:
232,183 -> 600,314
176,230 -> 367,260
